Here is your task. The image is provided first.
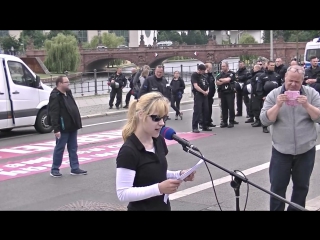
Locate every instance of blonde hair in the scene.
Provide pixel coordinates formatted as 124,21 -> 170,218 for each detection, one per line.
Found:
141,65 -> 150,78
122,92 -> 170,142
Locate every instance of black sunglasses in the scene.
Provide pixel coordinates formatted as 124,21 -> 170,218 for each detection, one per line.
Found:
149,115 -> 169,122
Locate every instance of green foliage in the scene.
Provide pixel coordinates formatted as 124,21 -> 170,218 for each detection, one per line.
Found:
0,35 -> 22,51
44,33 -> 81,73
239,33 -> 258,44
46,30 -> 78,40
82,32 -> 125,49
262,30 -> 320,43
20,30 -> 47,49
157,30 -> 209,45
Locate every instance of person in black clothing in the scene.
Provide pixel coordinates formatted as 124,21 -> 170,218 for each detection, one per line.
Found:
48,76 -> 87,177
191,64 -> 212,133
200,63 -> 216,128
275,58 -> 288,84
139,65 -> 172,119
169,71 -> 185,120
216,62 -> 239,128
132,65 -> 151,99
255,60 -> 282,133
244,64 -> 264,124
107,67 -> 127,109
235,61 -> 251,117
116,92 -> 196,211
123,68 -> 137,108
304,56 -> 320,94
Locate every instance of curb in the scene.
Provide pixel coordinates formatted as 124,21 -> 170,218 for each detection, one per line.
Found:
80,97 -> 218,119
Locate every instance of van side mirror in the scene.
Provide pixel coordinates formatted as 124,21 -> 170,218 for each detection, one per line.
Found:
34,75 -> 42,89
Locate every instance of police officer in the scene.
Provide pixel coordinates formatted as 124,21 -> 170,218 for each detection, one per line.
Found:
107,67 -> 127,109
123,68 -> 137,108
235,61 -> 251,117
304,56 -> 320,94
191,64 -> 212,133
275,58 -> 288,84
216,62 -> 239,128
199,63 -> 216,128
243,64 -> 264,124
255,60 -> 281,133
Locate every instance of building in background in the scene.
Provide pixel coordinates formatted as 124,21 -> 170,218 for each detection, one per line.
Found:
210,30 -> 264,44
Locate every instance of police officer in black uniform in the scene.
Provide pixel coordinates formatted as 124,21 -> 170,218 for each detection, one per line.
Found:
123,68 -> 137,108
235,61 -> 251,117
216,62 -> 238,128
255,60 -> 281,133
304,56 -> 320,94
191,64 -> 212,133
275,58 -> 288,84
108,67 -> 127,109
243,64 -> 264,124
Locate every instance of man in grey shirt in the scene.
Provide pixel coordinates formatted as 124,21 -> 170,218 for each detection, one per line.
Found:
260,65 -> 320,211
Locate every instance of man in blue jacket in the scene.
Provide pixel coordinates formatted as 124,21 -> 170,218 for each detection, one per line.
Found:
260,65 -> 320,211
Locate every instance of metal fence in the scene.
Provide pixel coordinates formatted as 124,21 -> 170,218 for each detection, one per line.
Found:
44,62 -> 246,98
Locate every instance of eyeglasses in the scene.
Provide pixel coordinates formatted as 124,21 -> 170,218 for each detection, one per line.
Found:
287,67 -> 305,74
149,115 -> 169,122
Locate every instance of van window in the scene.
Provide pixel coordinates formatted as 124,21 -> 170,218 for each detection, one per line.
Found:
7,61 -> 36,87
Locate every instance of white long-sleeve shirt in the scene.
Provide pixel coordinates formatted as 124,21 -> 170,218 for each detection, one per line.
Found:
116,168 -> 181,202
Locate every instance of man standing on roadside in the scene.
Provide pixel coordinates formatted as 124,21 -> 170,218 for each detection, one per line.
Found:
123,68 -> 137,108
48,76 -> 87,178
107,67 -> 127,110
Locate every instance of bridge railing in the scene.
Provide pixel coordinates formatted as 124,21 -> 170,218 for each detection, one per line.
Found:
43,62 -> 244,98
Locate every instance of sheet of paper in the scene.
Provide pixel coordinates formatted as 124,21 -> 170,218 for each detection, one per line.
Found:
163,159 -> 204,203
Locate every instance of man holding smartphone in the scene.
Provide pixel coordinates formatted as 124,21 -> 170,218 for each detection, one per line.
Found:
260,65 -> 320,211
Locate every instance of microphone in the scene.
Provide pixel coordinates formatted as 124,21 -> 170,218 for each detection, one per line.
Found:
160,127 -> 199,151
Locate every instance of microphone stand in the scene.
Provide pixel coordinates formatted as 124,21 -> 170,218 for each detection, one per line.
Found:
181,145 -> 308,211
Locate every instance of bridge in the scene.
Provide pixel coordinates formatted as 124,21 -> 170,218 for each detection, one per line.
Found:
24,39 -> 307,72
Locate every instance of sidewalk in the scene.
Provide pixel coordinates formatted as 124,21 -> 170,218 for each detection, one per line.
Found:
75,85 -> 219,118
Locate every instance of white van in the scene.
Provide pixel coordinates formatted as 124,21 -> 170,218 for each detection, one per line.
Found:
156,41 -> 173,48
0,54 -> 53,133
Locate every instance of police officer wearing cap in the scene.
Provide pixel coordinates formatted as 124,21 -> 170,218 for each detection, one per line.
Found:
243,64 -> 264,124
191,64 -> 212,133
216,61 -> 239,128
108,67 -> 127,110
235,61 -> 251,117
255,60 -> 281,133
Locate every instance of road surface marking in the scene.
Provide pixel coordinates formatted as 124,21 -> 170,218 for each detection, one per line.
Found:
0,132 -> 213,181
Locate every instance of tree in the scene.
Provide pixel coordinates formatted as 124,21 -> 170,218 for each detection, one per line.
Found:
239,33 -> 258,44
44,33 -> 81,73
82,32 -> 125,48
0,35 -> 22,52
262,30 -> 320,43
46,30 -> 77,40
20,30 -> 47,49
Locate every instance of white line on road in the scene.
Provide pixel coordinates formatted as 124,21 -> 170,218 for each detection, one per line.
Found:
170,162 -> 270,200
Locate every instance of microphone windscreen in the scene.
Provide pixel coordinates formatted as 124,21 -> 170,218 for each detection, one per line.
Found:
160,127 -> 176,140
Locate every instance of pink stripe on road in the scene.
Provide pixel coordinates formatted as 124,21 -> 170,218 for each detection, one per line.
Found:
0,132 -> 213,181
0,129 -> 123,160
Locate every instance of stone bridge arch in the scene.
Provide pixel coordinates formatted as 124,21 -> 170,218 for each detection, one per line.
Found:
147,52 -> 207,68
83,54 -> 138,72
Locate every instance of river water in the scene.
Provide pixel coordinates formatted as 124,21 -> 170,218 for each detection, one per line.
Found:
44,59 -> 239,98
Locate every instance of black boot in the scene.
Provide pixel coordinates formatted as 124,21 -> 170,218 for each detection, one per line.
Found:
245,118 -> 254,123
262,126 -> 269,133
252,120 -> 261,127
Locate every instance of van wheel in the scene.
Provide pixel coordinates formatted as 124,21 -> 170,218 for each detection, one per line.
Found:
34,109 -> 53,134
1,128 -> 13,132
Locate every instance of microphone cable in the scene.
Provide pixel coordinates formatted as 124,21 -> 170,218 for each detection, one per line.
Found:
196,149 -> 222,211
232,170 -> 249,211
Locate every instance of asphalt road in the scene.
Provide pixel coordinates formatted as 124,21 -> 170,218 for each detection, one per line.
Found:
1,102 -> 320,211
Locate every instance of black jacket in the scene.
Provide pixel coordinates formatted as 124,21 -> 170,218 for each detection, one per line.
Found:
169,77 -> 185,95
128,72 -> 137,89
274,64 -> 287,83
138,75 -> 170,99
108,73 -> 127,90
249,70 -> 264,95
256,70 -> 281,97
304,66 -> 320,92
236,67 -> 251,83
204,72 -> 216,98
48,88 -> 82,133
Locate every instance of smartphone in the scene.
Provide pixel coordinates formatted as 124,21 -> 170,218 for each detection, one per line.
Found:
284,91 -> 300,106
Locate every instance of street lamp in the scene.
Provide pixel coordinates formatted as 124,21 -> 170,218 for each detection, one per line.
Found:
270,30 -> 274,60
11,46 -> 14,56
